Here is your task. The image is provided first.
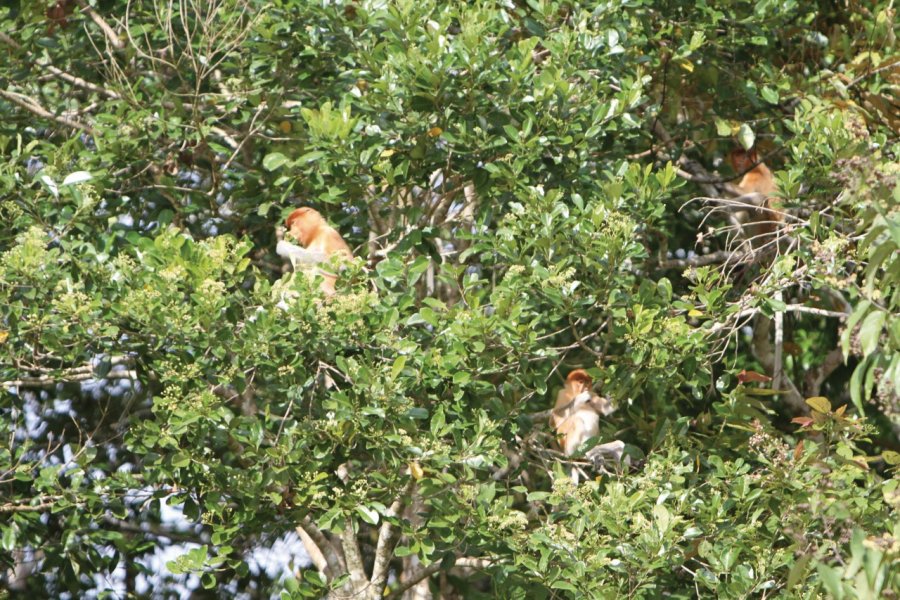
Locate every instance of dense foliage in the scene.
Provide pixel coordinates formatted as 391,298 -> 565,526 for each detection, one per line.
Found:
1,0 -> 898,597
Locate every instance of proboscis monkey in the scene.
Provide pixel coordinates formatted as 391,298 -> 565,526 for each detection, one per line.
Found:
729,148 -> 783,250
550,369 -> 614,483
278,207 -> 353,295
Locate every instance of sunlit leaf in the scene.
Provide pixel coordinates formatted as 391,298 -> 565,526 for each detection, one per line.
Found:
805,396 -> 832,414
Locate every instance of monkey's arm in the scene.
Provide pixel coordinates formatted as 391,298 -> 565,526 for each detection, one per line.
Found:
276,240 -> 328,267
589,394 -> 616,416
551,391 -> 593,428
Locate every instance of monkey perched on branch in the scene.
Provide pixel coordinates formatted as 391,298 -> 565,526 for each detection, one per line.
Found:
728,147 -> 784,252
277,207 -> 353,295
550,370 -> 616,483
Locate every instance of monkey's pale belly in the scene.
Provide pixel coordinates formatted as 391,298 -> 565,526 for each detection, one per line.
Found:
562,409 -> 600,456
576,410 -> 600,437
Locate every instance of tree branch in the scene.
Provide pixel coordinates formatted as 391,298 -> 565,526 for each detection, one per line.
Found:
295,525 -> 330,577
387,557 -> 496,600
0,32 -> 120,100
3,356 -> 136,389
369,483 -> 414,597
296,516 -> 345,579
340,517 -> 369,594
0,500 -> 56,513
773,289 -> 785,393
751,315 -> 808,414
76,0 -> 125,49
0,89 -> 95,133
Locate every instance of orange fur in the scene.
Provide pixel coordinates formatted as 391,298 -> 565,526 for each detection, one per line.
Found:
550,370 -> 606,482
285,207 -> 353,294
729,148 -> 783,247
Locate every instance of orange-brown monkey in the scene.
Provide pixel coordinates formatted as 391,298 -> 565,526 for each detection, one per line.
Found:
550,370 -> 614,483
729,148 -> 783,249
280,207 -> 353,295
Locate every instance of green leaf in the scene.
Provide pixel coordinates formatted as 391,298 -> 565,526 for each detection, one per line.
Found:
551,581 -> 578,592
303,569 -> 326,586
816,563 -> 845,600
882,451 -> 900,465
355,505 -> 379,525
1,525 -> 16,552
391,355 -> 407,380
715,118 -> 733,137
787,554 -> 812,589
452,371 -> 471,385
760,87 -> 779,104
263,152 -> 290,171
62,171 -> 93,186
842,300 -> 871,358
850,356 -> 869,414
859,310 -> 886,357
737,124 -> 755,150
201,573 -> 216,589
297,151 -> 326,163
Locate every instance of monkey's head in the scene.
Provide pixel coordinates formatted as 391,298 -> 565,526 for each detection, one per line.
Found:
729,148 -> 758,174
566,369 -> 593,394
285,207 -> 325,247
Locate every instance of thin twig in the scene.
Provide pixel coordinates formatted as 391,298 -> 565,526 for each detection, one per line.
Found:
76,0 -> 125,49
0,32 -> 120,99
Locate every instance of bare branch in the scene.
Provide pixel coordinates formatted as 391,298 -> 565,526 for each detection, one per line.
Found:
340,517 -> 369,593
773,289 -> 785,393
751,315 -> 807,414
3,356 -> 136,389
0,89 -> 94,134
0,32 -> 120,100
848,60 -> 900,88
76,0 -> 125,49
370,483 -> 414,596
713,304 -> 849,327
221,102 -> 267,172
0,500 -> 56,513
295,526 -> 330,576
528,408 -> 553,423
296,516 -> 345,578
209,126 -> 240,150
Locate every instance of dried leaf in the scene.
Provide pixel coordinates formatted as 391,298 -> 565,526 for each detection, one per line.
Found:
793,439 -> 804,461
737,369 -> 772,383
